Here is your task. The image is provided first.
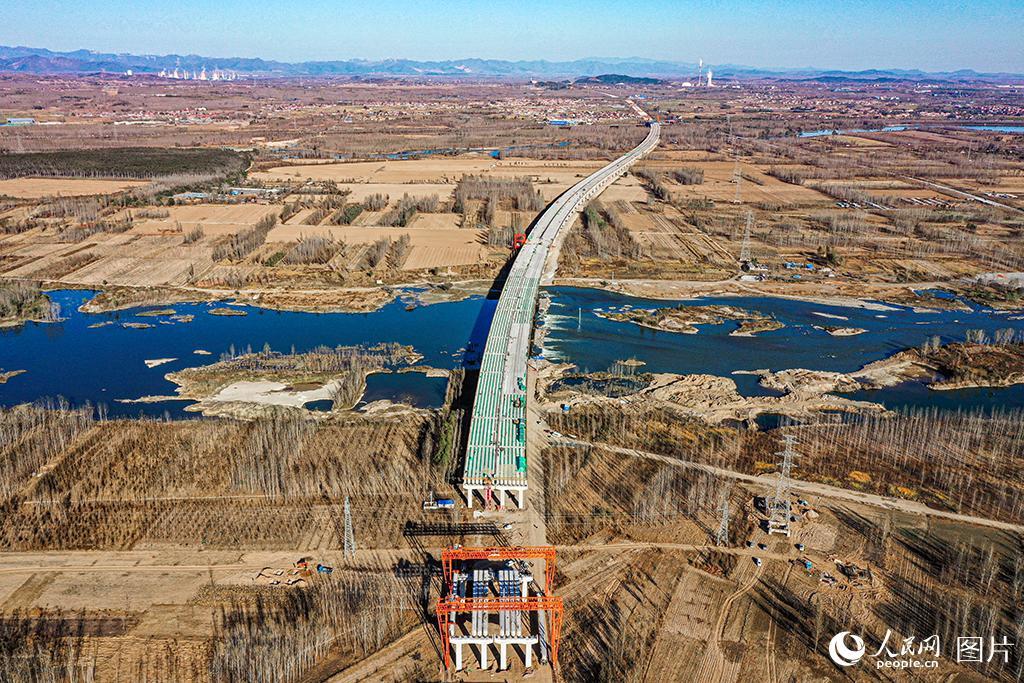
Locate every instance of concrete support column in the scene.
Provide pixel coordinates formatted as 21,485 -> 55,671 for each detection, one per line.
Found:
455,643 -> 463,671
500,643 -> 508,671
525,642 -> 533,668
498,489 -> 505,509
479,642 -> 488,670
465,487 -> 474,509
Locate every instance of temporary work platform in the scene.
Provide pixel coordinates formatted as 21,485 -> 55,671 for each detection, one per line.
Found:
441,546 -> 557,595
437,545 -> 563,671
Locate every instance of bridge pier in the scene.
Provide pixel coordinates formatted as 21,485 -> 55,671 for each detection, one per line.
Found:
463,485 -> 527,510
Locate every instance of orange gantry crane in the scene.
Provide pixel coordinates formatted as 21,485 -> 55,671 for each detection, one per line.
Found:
512,232 -> 528,252
441,545 -> 557,593
436,545 -> 563,670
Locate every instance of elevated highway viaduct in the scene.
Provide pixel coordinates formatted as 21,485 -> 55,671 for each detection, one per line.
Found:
462,117 -> 660,508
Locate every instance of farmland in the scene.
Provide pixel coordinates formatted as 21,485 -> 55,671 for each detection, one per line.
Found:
2,69 -> 1024,682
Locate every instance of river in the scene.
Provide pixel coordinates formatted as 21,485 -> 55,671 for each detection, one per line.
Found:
4,286 -> 1023,420
0,289 -> 497,418
540,286 -> 1024,414
798,124 -> 1024,137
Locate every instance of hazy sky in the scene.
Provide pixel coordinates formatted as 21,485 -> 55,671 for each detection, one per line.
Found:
2,0 -> 1023,72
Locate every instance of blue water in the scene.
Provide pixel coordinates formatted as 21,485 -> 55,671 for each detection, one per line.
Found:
798,124 -> 1024,138
542,286 -> 1024,412
359,372 -> 448,409
7,286 -> 1024,420
0,290 -> 496,418
839,379 -> 1024,413
799,126 -> 908,137
963,125 -> 1024,133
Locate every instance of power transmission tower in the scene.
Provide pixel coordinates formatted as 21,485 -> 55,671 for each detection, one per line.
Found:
732,159 -> 742,204
739,210 -> 753,264
343,496 -> 356,558
768,436 -> 799,536
716,489 -> 731,547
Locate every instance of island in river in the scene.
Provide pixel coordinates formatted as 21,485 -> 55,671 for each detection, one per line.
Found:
597,304 -> 784,336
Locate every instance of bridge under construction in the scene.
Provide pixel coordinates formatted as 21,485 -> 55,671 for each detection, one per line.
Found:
462,119 -> 660,508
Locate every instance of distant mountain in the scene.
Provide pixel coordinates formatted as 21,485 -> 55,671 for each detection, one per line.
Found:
0,46 -> 691,78
0,45 -> 1020,82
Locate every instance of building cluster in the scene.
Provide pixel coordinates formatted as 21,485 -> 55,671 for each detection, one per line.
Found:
158,67 -> 238,81
497,97 -> 636,125
170,187 -> 282,204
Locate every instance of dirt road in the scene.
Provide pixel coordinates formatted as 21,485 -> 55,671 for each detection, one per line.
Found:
693,562 -> 764,683
560,438 -> 1024,534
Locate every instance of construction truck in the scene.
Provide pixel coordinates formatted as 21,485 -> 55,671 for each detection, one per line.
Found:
423,496 -> 456,510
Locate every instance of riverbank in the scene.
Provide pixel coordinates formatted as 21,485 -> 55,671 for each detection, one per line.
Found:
550,276 -> 1002,313
68,277 -> 494,316
0,281 -> 59,328
538,337 -> 1024,428
43,268 -> 1013,321
538,363 -> 884,426
0,289 -> 487,418
0,369 -> 25,383
156,343 -> 423,418
911,341 -> 1024,391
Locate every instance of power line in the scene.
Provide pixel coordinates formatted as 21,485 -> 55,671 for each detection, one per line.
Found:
343,496 -> 356,558
732,158 -> 742,204
739,210 -> 753,264
768,436 -> 799,536
716,489 -> 731,547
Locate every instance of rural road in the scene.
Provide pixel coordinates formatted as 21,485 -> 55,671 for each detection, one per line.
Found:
905,175 -> 1024,213
0,541 -> 791,576
557,437 -> 1024,534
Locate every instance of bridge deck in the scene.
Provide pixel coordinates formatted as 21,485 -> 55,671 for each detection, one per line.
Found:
462,121 -> 660,504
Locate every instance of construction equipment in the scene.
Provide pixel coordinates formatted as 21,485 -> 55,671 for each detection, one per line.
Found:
423,496 -> 456,511
512,232 -> 527,251
316,563 -> 333,574
442,546 -> 557,595
437,546 -> 563,671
